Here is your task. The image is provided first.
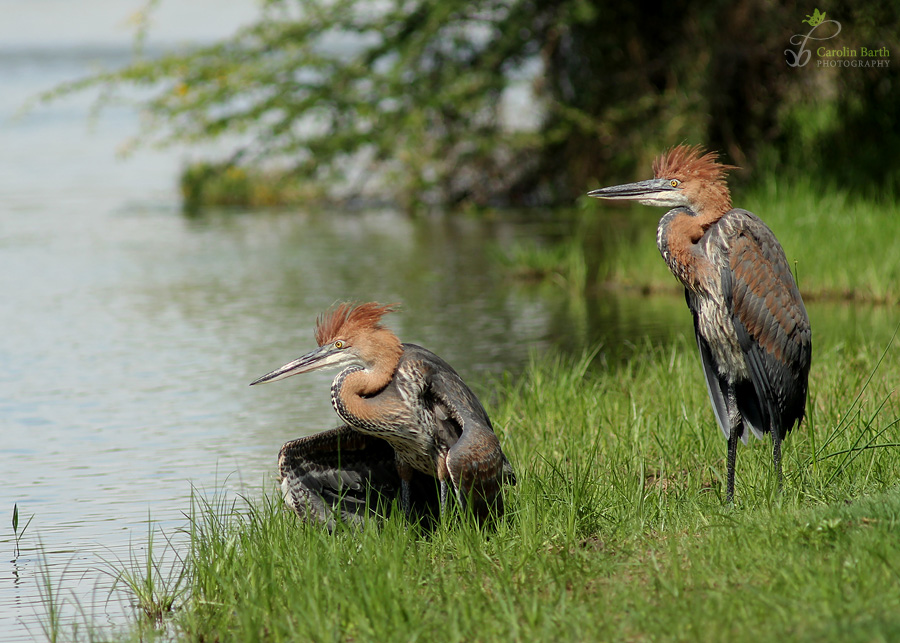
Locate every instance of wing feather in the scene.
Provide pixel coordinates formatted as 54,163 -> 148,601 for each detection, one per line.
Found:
401,344 -> 515,521
720,209 -> 812,440
278,425 -> 440,529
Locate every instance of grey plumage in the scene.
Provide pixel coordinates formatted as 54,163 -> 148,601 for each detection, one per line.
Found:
253,303 -> 515,527
278,425 -> 441,530
589,145 -> 812,501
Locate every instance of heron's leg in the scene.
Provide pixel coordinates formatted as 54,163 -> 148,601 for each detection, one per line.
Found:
726,428 -> 739,503
772,430 -> 783,494
725,385 -> 741,504
399,479 -> 412,518
436,454 -> 450,518
439,480 -> 449,517
397,462 -> 414,519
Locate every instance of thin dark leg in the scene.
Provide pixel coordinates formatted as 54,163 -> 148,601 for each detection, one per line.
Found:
398,462 -> 414,519
436,455 -> 450,518
724,384 -> 741,504
772,430 -> 783,494
726,427 -> 739,503
439,479 -> 449,517
400,478 -> 411,518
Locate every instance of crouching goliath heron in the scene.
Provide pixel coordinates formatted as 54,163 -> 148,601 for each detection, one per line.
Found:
251,302 -> 515,526
588,145 -> 812,502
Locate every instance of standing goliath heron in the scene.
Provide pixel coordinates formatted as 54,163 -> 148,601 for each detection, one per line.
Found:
588,145 -> 811,502
251,302 -> 515,526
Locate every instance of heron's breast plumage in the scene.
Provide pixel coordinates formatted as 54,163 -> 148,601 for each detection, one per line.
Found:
689,290 -> 749,382
331,362 -> 440,476
660,209 -> 748,383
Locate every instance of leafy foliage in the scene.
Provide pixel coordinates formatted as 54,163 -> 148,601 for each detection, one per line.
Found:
43,0 -> 900,207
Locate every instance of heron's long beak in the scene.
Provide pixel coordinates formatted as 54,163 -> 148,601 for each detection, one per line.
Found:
587,178 -> 677,201
250,344 -> 341,385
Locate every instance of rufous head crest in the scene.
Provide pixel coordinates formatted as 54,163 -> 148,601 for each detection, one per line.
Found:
314,302 -> 399,346
653,145 -> 738,215
653,145 -> 737,187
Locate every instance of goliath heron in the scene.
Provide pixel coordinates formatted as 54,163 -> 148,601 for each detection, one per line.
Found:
588,145 -> 811,502
251,302 -> 515,526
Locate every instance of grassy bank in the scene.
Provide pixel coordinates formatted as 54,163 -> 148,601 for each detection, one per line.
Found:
507,179 -> 900,303
109,332 -> 900,642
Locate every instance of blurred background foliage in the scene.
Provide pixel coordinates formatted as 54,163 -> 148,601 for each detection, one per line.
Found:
47,0 -> 900,209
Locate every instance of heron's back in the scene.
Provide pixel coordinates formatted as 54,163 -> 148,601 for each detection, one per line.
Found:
689,209 -> 812,437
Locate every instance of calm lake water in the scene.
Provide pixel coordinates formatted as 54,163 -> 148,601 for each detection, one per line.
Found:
1,8 -> 894,642
0,28 -> 679,642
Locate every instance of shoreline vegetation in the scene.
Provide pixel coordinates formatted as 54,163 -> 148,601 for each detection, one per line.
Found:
48,333 -> 900,641
178,162 -> 899,305
180,167 -> 899,305
500,178 -> 900,306
40,2 -> 899,210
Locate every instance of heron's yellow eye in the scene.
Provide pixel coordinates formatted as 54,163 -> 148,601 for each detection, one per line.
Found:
334,340 -> 344,349
670,180 -> 679,188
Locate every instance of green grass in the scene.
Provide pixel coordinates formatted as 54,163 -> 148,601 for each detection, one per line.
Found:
112,332 -> 900,642
742,177 -> 900,302
494,237 -> 588,294
508,179 -> 900,303
106,517 -> 188,631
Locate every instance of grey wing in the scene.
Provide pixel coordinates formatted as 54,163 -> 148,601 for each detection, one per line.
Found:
279,426 -> 442,529
719,210 -> 812,440
278,426 -> 399,529
403,344 -> 515,522
687,289 -> 750,443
